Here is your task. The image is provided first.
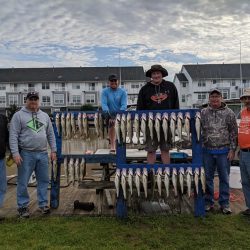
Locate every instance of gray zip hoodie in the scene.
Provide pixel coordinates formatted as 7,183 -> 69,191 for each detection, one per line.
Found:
9,107 -> 57,157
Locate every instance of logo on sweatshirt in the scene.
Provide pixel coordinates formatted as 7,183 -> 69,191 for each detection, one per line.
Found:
151,93 -> 168,104
26,118 -> 44,133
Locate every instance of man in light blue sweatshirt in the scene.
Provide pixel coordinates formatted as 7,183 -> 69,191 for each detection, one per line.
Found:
9,92 -> 57,218
101,74 -> 127,153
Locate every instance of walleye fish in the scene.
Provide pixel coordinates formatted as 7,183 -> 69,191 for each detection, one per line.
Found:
115,114 -> 121,144
126,113 -> 133,144
61,113 -> 66,139
195,112 -> 201,142
156,167 -> 163,197
142,167 -> 148,199
55,113 -> 60,136
162,112 -> 169,142
63,157 -> 69,183
115,168 -> 121,198
80,158 -> 86,181
170,112 -> 176,145
177,112 -> 183,142
194,167 -> 200,195
134,113 -> 140,144
140,113 -> 147,143
128,168 -> 133,195
148,112 -> 154,141
94,112 -> 100,138
52,160 -> 57,180
98,112 -> 104,139
66,113 -> 72,139
186,167 -> 193,198
135,168 -> 141,197
184,112 -> 191,142
179,167 -> 185,195
71,113 -> 76,138
69,158 -> 75,185
200,167 -> 206,194
172,168 -> 178,197
82,113 -> 89,139
121,113 -> 127,143
121,168 -> 127,199
155,113 -> 161,143
164,167 -> 170,198
74,158 -> 80,182
77,113 -> 83,138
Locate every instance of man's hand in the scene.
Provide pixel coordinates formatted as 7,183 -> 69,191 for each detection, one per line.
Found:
109,119 -> 115,127
51,152 -> 57,161
13,155 -> 23,166
227,150 -> 235,161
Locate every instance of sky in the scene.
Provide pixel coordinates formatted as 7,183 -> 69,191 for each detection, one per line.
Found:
0,0 -> 250,80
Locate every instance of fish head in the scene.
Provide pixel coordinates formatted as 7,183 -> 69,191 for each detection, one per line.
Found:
156,112 -> 161,120
78,113 -> 82,119
195,168 -> 200,174
177,112 -> 183,120
143,167 -> 148,175
180,167 -> 185,174
128,168 -> 133,175
127,113 -> 131,120
122,168 -> 127,176
172,168 -> 177,175
141,113 -> 147,121
121,113 -> 126,121
185,112 -> 190,120
157,167 -> 162,175
170,112 -> 176,120
61,113 -> 65,119
66,113 -> 71,120
134,113 -> 139,121
71,113 -> 74,120
116,113 -> 121,121
56,113 -> 60,119
116,168 -> 121,176
162,112 -> 168,120
149,112 -> 154,120
69,158 -> 74,164
136,168 -> 141,176
195,112 -> 201,119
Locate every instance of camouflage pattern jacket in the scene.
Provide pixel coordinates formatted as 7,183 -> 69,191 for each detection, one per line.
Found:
201,102 -> 238,151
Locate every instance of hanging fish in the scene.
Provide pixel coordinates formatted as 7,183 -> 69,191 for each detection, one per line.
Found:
164,167 -> 170,198
194,167 -> 200,195
82,113 -> 89,139
140,113 -> 147,143
155,113 -> 161,143
61,113 -> 66,139
52,160 -> 57,181
133,113 -> 140,144
200,167 -> 206,194
172,168 -> 178,197
184,112 -> 191,142
77,113 -> 83,138
195,112 -> 201,142
142,167 -> 148,199
170,112 -> 176,145
121,113 -> 127,143
186,167 -> 193,198
179,167 -> 185,195
71,113 -> 76,138
128,168 -> 133,196
177,112 -> 183,142
98,112 -> 104,139
63,157 -> 69,183
94,112 -> 100,138
80,158 -> 86,181
115,168 -> 121,198
126,113 -> 133,144
135,168 -> 141,197
66,113 -> 72,139
148,112 -> 154,141
55,113 -> 60,136
115,114 -> 121,144
162,112 -> 169,142
156,167 -> 163,197
68,158 -> 75,185
121,168 -> 127,199
74,158 -> 80,182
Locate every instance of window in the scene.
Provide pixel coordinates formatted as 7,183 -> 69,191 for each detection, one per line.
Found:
198,93 -> 206,100
182,82 -> 187,87
54,94 -> 64,104
13,83 -> 18,92
55,83 -> 65,91
231,92 -> 237,98
72,95 -> 81,104
212,80 -> 217,84
89,83 -> 95,91
120,82 -> 125,88
198,81 -> 206,87
231,80 -> 236,86
28,83 -> 35,91
72,84 -> 80,90
9,95 -> 18,105
23,96 -> 27,104
181,95 -> 186,102
42,83 -> 50,89
222,90 -> 229,99
131,83 -> 140,89
42,96 -> 51,105
85,94 -> 95,104
0,84 -> 6,90
0,96 -> 5,104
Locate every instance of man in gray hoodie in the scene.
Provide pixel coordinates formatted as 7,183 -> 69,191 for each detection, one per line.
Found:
9,92 -> 56,218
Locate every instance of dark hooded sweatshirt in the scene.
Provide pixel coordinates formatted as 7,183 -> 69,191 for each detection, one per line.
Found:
0,114 -> 9,159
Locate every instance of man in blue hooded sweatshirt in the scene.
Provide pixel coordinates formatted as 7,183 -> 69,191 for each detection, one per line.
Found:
9,92 -> 57,218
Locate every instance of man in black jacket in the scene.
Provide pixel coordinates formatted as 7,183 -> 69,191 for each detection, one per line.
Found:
137,64 -> 179,164
0,114 -> 9,220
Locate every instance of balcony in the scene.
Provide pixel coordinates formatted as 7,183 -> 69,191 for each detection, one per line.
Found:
41,102 -> 51,106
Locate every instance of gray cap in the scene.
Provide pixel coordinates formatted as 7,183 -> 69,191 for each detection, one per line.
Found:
209,88 -> 222,96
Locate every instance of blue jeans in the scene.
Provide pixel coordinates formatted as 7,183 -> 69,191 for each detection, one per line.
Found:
239,151 -> 250,209
17,150 -> 49,208
203,152 -> 230,207
0,158 -> 7,207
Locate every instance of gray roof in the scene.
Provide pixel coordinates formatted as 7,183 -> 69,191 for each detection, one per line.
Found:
0,66 -> 146,83
176,73 -> 188,82
183,63 -> 250,79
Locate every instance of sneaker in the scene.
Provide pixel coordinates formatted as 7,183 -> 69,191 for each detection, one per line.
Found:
241,208 -> 250,216
39,206 -> 50,214
205,204 -> 214,212
18,207 -> 30,218
221,205 -> 232,215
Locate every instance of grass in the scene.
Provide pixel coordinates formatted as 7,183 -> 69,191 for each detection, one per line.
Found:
0,214 -> 250,250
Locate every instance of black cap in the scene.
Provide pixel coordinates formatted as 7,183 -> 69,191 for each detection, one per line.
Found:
209,88 -> 222,96
108,74 -> 118,81
26,91 -> 39,100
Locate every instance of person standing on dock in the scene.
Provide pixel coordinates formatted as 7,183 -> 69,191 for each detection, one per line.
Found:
201,89 -> 238,215
137,64 -> 179,164
101,74 -> 127,154
238,88 -> 250,216
9,92 -> 57,218
0,114 -> 9,220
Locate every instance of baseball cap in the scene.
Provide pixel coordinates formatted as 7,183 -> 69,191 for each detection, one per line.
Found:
209,88 -> 222,96
26,91 -> 39,100
108,74 -> 118,81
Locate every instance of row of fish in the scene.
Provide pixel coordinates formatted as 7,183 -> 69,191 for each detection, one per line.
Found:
115,111 -> 201,145
55,113 -> 104,140
114,167 -> 206,200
